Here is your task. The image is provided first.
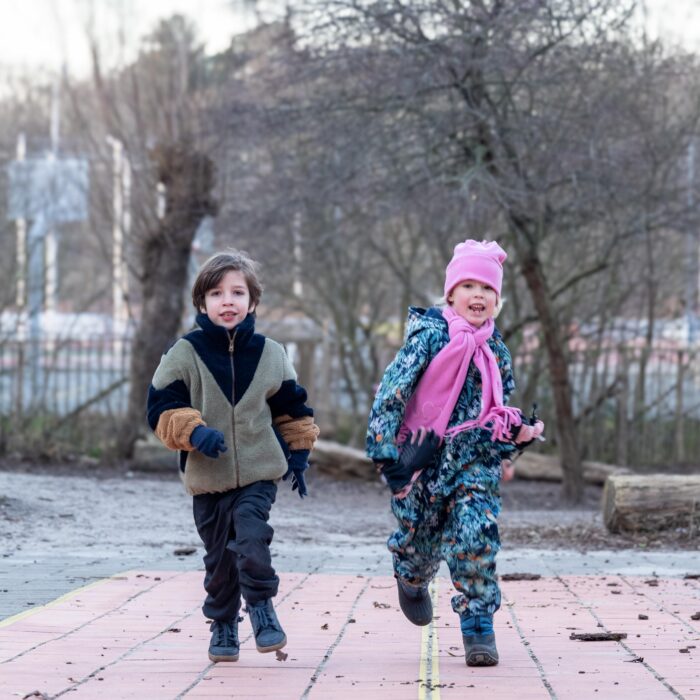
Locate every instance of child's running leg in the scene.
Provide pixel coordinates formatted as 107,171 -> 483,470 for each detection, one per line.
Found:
225,480 -> 286,653
193,491 -> 243,661
194,481 -> 283,658
442,486 -> 501,665
193,491 -> 244,621
388,481 -> 444,625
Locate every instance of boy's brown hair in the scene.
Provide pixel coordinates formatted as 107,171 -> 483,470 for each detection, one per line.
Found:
191,251 -> 263,312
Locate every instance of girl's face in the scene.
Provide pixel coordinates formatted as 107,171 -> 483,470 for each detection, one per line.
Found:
448,279 -> 498,327
202,270 -> 254,331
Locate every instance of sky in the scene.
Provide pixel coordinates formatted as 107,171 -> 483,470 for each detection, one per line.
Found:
0,0 -> 279,77
0,0 -> 698,79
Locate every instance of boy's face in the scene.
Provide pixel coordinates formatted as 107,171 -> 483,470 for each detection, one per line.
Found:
447,279 -> 497,327
201,270 -> 255,331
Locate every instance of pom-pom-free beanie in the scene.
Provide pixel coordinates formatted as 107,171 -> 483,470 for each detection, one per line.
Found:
444,239 -> 507,298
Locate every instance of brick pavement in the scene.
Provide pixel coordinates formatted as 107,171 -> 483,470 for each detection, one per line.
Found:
1,570 -> 698,699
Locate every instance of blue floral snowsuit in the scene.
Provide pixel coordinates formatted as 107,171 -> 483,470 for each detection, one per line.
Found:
366,306 -> 518,617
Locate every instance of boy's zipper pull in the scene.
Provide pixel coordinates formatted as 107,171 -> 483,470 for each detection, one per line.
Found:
228,329 -> 236,353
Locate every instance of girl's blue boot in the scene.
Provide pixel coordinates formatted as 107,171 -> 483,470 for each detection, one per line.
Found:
460,613 -> 499,666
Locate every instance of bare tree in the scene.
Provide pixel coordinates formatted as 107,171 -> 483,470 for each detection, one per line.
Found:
71,15 -> 219,457
247,0 -> 700,500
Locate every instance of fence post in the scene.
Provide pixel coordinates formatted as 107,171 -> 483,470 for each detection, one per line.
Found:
615,348 -> 629,466
675,350 -> 685,463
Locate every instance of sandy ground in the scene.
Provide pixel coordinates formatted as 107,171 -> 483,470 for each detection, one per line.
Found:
0,459 -> 696,556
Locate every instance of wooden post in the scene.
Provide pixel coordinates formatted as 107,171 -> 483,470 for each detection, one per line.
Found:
615,349 -> 629,467
674,350 -> 685,463
295,341 -> 315,406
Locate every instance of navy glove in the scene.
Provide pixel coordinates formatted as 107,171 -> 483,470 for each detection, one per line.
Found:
380,428 -> 440,496
190,425 -> 228,459
283,449 -> 309,498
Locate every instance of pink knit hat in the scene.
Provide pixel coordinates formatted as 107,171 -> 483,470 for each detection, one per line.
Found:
444,239 -> 507,298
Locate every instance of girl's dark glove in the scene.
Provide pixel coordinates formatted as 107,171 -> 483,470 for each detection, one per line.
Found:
379,429 -> 440,496
190,425 -> 228,459
508,405 -> 544,450
283,449 -> 309,498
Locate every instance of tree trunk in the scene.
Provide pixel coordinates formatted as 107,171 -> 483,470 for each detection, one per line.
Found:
116,142 -> 217,458
519,251 -> 585,502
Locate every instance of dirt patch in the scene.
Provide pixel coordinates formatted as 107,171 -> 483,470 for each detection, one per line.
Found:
0,457 -> 697,552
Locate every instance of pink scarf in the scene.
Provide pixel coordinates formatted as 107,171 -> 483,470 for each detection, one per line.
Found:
399,306 -> 521,443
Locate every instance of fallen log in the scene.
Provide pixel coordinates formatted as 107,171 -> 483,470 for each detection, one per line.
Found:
311,439 -> 373,480
515,452 -> 631,485
311,440 -> 634,484
602,474 -> 700,533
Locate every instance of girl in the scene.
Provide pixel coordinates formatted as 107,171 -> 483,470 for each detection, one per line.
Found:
366,239 -> 543,666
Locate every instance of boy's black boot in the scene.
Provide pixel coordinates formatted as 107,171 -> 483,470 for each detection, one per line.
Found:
396,578 -> 433,626
461,613 -> 499,666
208,618 -> 240,662
247,598 -> 287,653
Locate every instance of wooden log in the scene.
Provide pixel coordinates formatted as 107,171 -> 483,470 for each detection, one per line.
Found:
311,439 -> 373,480
602,474 -> 700,533
515,452 -> 631,485
311,441 -> 634,485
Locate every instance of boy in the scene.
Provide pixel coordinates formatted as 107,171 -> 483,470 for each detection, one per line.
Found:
147,250 -> 319,662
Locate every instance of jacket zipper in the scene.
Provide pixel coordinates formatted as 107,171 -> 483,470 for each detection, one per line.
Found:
228,329 -> 241,487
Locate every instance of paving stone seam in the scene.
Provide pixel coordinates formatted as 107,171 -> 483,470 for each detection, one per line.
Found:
175,566 -> 321,699
556,575 -> 686,699
621,575 -> 700,636
299,569 -> 377,700
0,570 -> 181,666
51,574 -> 202,699
502,588 -> 558,700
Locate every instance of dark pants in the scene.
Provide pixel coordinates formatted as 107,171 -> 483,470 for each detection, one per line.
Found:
193,480 -> 279,621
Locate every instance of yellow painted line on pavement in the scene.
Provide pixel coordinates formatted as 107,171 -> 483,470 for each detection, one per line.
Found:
418,580 -> 440,700
0,578 -> 108,628
0,570 -> 150,628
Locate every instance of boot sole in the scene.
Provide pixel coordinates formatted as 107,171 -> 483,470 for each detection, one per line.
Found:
256,635 -> 287,653
208,652 -> 240,662
403,612 -> 432,626
466,651 -> 499,666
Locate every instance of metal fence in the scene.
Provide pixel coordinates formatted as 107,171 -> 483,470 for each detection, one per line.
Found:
0,333 -> 698,466
513,343 -> 700,465
0,336 -> 130,417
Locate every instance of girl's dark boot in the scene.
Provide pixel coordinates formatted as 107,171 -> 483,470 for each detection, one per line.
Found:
460,613 -> 499,666
208,617 -> 240,662
397,578 -> 433,626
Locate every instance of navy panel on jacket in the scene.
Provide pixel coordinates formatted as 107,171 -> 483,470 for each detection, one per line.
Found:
184,328 -> 266,406
268,379 -> 314,418
147,380 -> 191,430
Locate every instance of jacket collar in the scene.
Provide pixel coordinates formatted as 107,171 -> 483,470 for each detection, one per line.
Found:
195,312 -> 256,351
